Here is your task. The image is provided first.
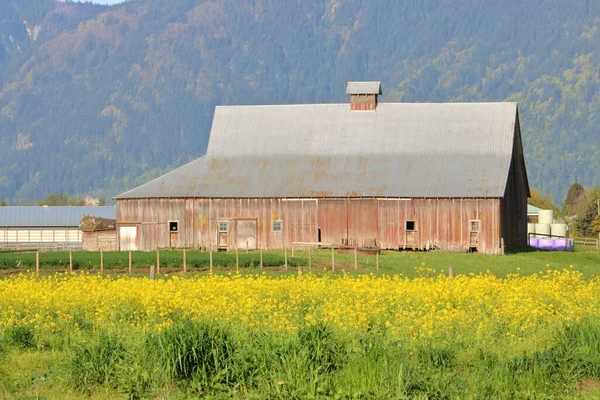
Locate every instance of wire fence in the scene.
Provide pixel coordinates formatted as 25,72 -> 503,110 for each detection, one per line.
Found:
1,240 -> 596,277
0,247 -> 383,276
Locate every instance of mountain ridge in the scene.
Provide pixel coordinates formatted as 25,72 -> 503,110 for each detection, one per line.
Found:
0,0 -> 598,204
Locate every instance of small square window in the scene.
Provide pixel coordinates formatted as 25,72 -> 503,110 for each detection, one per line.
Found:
169,221 -> 178,232
272,220 -> 282,232
405,221 -> 415,231
219,221 -> 229,232
470,220 -> 481,232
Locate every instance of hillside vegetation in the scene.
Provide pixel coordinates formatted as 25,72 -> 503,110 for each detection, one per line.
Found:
0,0 -> 599,203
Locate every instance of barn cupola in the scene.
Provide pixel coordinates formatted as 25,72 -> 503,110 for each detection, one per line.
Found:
346,81 -> 382,111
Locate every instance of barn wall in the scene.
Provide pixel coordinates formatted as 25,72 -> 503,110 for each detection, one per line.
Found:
117,197 -> 503,254
500,159 -> 528,251
82,231 -> 118,252
499,120 -> 529,252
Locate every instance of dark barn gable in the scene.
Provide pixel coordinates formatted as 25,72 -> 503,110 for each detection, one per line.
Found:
116,83 -> 529,255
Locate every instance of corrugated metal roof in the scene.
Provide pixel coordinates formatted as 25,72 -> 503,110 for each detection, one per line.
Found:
115,154 -> 508,199
117,102 -> 519,199
0,207 -> 116,227
346,81 -> 382,95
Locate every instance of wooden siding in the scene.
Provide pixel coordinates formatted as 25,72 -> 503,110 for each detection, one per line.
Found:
350,94 -> 377,110
117,197 -> 504,254
82,231 -> 117,252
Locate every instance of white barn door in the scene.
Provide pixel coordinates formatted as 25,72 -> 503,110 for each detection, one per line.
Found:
119,226 -> 138,251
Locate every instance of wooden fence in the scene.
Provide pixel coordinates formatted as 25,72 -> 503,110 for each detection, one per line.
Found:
571,237 -> 600,250
0,246 -> 387,278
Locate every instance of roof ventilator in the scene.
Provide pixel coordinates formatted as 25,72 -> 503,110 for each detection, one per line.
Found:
346,81 -> 382,111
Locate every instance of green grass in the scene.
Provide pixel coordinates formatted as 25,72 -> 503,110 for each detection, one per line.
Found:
4,320 -> 600,399
0,245 -> 598,278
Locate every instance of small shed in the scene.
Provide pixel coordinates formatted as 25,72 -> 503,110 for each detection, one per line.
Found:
80,216 -> 118,251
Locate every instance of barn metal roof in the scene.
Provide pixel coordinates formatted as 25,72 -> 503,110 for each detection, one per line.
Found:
117,102 -> 520,199
0,207 -> 116,227
346,81 -> 382,95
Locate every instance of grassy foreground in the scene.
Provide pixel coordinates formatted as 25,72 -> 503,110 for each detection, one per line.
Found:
2,270 -> 600,398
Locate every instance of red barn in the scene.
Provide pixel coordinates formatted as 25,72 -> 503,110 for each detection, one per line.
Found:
116,82 -> 529,254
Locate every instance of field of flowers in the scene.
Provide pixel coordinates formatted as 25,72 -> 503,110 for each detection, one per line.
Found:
2,268 -> 600,398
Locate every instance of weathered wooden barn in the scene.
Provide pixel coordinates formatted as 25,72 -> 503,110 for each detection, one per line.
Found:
116,82 -> 529,254
0,206 -> 116,250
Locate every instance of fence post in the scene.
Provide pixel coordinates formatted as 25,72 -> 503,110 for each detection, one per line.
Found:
331,245 -> 335,272
308,247 -> 311,271
69,249 -> 73,273
260,248 -> 263,270
376,251 -> 379,272
236,247 -> 239,272
246,240 -> 249,254
292,243 -> 295,257
354,247 -> 358,271
284,247 -> 288,271
128,250 -> 132,274
150,264 -> 156,280
156,249 -> 160,275
210,247 -> 213,273
100,250 -> 104,274
449,266 -> 454,278
183,249 -> 187,273
36,251 -> 39,274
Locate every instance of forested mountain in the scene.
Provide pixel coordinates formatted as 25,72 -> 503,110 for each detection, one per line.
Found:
0,0 -> 599,204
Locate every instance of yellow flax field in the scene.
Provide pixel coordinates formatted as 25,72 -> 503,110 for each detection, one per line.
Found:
0,268 -> 598,343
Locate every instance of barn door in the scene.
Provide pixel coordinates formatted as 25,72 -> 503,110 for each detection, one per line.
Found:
119,226 -> 138,251
217,221 -> 229,250
404,220 -> 417,249
236,220 -> 257,251
169,221 -> 179,248
469,220 -> 480,249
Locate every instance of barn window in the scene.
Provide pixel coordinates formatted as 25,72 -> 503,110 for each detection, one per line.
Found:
470,220 -> 481,232
405,221 -> 416,231
169,221 -> 178,232
219,221 -> 229,232
272,220 -> 282,232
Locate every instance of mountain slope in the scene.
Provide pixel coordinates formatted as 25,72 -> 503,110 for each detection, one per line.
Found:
0,0 -> 599,204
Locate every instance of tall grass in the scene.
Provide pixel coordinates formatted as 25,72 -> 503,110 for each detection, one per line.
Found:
69,332 -> 126,394
3,324 -> 35,349
48,320 -> 600,398
151,319 -> 236,391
